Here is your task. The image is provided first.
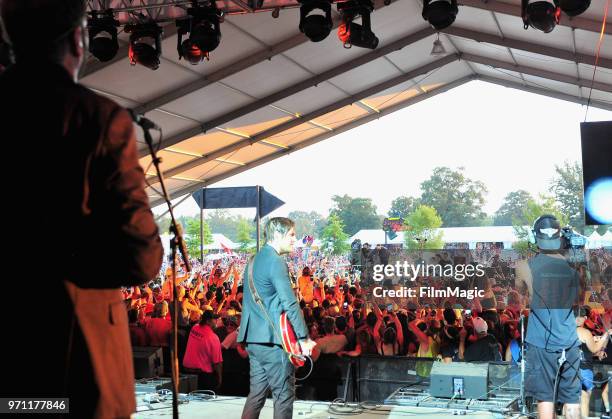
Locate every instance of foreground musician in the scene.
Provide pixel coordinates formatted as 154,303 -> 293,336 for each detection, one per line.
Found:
239,217 -> 316,419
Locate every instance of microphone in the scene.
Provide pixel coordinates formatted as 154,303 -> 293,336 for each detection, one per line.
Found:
128,109 -> 160,131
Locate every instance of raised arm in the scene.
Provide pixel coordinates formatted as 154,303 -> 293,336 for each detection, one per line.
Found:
391,312 -> 404,347
408,319 -> 429,351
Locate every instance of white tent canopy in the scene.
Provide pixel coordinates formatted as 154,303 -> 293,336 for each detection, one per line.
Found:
73,0 -> 611,209
588,229 -> 612,248
350,226 -> 522,248
205,234 -> 240,250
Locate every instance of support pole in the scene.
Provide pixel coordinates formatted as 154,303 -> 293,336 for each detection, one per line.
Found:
200,188 -> 205,264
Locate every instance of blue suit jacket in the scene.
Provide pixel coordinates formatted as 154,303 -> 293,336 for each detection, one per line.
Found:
238,244 -> 308,344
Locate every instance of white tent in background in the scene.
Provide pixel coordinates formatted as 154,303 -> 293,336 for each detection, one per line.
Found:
204,234 -> 239,251
588,231 -> 604,248
349,226 -> 522,249
601,230 -> 612,247
587,229 -> 612,248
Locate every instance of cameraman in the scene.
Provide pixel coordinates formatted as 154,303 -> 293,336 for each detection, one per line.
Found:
516,215 -> 581,419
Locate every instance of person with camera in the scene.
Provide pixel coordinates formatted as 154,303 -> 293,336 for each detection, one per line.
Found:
516,214 -> 581,419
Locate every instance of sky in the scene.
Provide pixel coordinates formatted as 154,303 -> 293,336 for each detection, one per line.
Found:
153,80 -> 612,221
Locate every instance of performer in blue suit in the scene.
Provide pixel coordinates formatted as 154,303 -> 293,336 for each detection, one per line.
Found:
239,217 -> 315,419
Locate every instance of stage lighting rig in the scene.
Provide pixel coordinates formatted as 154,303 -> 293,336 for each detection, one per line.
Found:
522,0 -> 560,33
299,0 -> 333,42
176,1 -> 222,64
337,0 -> 379,49
87,10 -> 120,62
422,0 -> 458,30
559,0 -> 590,16
125,18 -> 163,70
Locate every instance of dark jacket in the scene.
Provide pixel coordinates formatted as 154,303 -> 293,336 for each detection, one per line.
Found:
238,244 -> 309,345
1,61 -> 163,418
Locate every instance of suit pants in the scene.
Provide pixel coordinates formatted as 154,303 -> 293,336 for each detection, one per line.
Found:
242,343 -> 295,419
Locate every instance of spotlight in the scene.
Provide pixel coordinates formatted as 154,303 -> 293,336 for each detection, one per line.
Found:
299,0 -> 333,42
559,0 -> 590,16
337,0 -> 379,49
522,0 -> 560,33
176,2 -> 222,65
87,10 -> 120,62
422,0 -> 458,30
125,19 -> 163,70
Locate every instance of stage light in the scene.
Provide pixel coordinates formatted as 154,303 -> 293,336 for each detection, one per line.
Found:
337,0 -> 379,49
430,34 -> 446,55
87,10 -> 120,62
176,2 -> 222,65
125,20 -> 163,70
559,0 -> 590,16
422,0 -> 458,31
299,0 -> 333,42
522,0 -> 560,33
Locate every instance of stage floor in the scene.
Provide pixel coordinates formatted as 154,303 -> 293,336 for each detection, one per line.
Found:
133,396 -> 507,418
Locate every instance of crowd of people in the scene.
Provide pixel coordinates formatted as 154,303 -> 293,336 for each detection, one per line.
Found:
123,244 -> 612,412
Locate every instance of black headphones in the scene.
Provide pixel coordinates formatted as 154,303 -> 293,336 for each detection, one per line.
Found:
531,214 -> 561,248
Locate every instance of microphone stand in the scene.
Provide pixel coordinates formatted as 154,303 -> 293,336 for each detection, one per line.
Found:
135,115 -> 190,419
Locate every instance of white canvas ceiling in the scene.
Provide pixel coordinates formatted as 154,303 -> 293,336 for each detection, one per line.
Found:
79,0 -> 612,208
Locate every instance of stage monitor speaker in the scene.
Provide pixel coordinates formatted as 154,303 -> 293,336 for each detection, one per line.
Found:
159,374 -> 198,394
429,362 -> 488,400
580,121 -> 612,226
133,346 -> 164,378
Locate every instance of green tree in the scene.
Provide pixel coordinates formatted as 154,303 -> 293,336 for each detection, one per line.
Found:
287,210 -> 326,239
512,195 -> 569,254
156,216 -> 171,235
493,190 -> 534,226
419,167 -> 488,227
549,161 -> 584,231
330,194 -> 380,237
237,218 -> 255,253
320,214 -> 350,255
388,196 -> 420,219
403,205 -> 445,249
184,217 -> 213,259
206,209 -> 241,242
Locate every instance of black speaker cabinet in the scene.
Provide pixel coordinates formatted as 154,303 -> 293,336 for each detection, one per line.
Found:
133,346 -> 164,378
